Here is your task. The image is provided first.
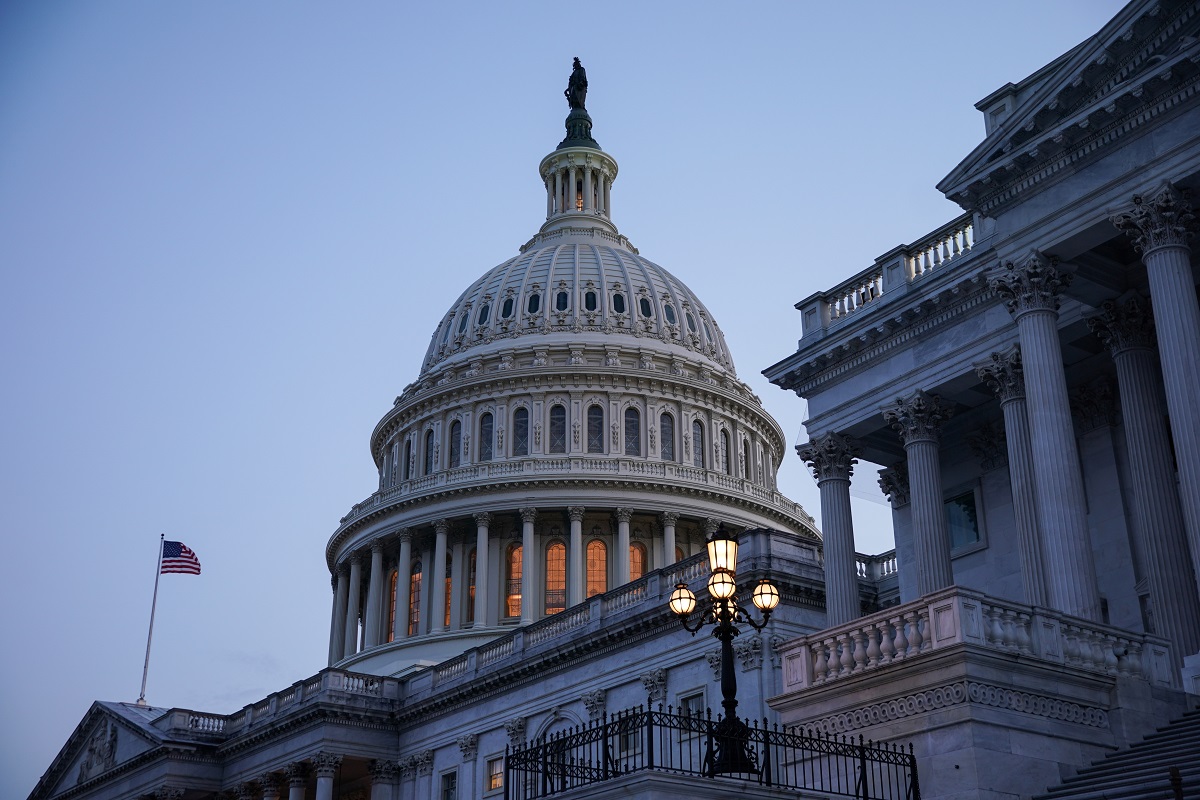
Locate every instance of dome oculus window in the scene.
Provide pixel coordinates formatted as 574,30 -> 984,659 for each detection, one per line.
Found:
663,304 -> 677,325
457,314 -> 469,334
686,313 -> 697,333
555,291 -> 569,312
638,298 -> 653,318
501,297 -> 515,318
584,291 -> 597,311
527,293 -> 541,314
612,293 -> 626,314
477,304 -> 490,326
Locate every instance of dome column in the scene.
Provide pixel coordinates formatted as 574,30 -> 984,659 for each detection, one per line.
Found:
568,166 -> 577,212
798,433 -> 861,626
343,555 -> 362,657
520,508 -> 537,624
364,541 -> 384,648
393,529 -> 412,640
568,507 -> 585,606
431,520 -> 450,633
473,513 -> 492,627
661,512 -> 678,566
582,166 -> 593,212
329,566 -> 348,664
615,508 -> 633,586
553,171 -> 563,216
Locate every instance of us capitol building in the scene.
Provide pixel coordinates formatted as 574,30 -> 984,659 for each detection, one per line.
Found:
31,1 -> 1200,798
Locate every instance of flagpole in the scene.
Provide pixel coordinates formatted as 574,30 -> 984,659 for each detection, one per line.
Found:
137,534 -> 165,706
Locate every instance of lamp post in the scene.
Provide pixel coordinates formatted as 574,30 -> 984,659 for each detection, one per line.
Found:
668,524 -> 780,776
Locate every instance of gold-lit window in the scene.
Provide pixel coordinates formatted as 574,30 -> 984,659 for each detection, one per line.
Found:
506,544 -> 523,618
586,540 -> 607,598
444,554 -> 452,628
466,548 -> 476,624
408,561 -> 423,636
630,542 -> 647,581
545,543 -> 566,615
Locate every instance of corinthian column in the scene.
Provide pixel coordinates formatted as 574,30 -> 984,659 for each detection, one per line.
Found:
615,508 -> 633,586
660,511 -> 679,566
364,541 -> 384,648
312,753 -> 342,800
975,347 -> 1048,607
568,507 -> 585,606
285,763 -> 308,800
343,555 -> 362,657
394,529 -> 412,639
1088,295 -> 1200,660
1113,184 -> 1200,602
329,567 -> 348,665
797,432 -> 862,625
884,392 -> 954,595
990,254 -> 1101,621
520,508 -> 537,624
431,520 -> 450,633
474,513 -> 492,626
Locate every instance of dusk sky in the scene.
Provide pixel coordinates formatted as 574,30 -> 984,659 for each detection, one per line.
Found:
0,2 -> 1126,796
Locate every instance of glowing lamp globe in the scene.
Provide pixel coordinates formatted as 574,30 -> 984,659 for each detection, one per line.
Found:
706,525 -> 738,574
752,579 -> 780,611
707,569 -> 737,600
669,583 -> 697,616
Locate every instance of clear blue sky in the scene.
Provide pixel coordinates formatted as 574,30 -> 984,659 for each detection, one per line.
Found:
0,2 -> 1125,796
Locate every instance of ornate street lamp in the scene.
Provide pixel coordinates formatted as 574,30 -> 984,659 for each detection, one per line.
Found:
668,524 -> 780,775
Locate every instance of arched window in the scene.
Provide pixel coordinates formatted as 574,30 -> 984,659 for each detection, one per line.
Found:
408,560 -> 423,636
584,291 -> 597,311
587,405 -> 604,453
457,313 -> 469,334
513,408 -> 529,456
721,430 -> 732,475
387,570 -> 398,643
501,297 -> 515,318
466,548 -> 477,624
638,297 -> 653,317
660,413 -> 675,461
545,542 -> 566,615
612,293 -> 626,314
479,413 -> 494,462
424,429 -> 435,475
477,304 -> 490,326
630,542 -> 647,581
449,420 -> 462,468
741,441 -> 750,480
586,540 -> 607,598
506,544 -> 523,618
527,293 -> 541,314
403,439 -> 412,480
675,546 -> 685,563
624,408 -> 641,456
692,421 -> 705,468
549,405 -> 567,454
444,554 -> 453,628
555,291 -> 569,312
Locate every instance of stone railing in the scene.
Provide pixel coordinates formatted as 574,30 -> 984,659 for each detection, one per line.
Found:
795,212 -> 978,340
780,586 -> 1177,693
339,458 -> 807,529
855,550 -> 898,580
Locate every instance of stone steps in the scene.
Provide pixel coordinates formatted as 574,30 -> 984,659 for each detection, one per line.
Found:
1034,710 -> 1200,800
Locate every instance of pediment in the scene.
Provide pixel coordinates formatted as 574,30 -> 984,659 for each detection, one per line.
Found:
33,702 -> 166,799
939,0 -> 1200,214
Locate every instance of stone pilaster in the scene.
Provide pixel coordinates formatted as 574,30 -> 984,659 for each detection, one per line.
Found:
1113,185 -> 1200,609
615,507 -> 633,586
884,391 -> 954,596
797,432 -> 862,625
1088,295 -> 1200,662
976,347 -> 1048,607
990,254 -> 1101,621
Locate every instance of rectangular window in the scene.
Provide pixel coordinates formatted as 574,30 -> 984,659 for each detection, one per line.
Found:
514,409 -> 529,456
945,490 -> 981,549
678,691 -> 706,739
441,771 -> 457,800
487,756 -> 504,791
550,405 -> 567,453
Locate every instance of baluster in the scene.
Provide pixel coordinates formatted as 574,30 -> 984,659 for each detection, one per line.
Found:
922,249 -> 932,273
1102,634 -> 1119,674
941,237 -> 951,262
1087,631 -> 1106,671
812,640 -> 829,684
891,616 -> 908,661
1114,637 -> 1131,676
907,610 -> 925,653
866,622 -> 882,667
877,619 -> 894,665
1014,612 -> 1032,654
986,606 -> 1004,647
1126,641 -> 1144,678
838,632 -> 855,677
1001,609 -> 1019,650
909,254 -> 920,278
1062,625 -> 1080,665
851,630 -> 868,672
951,229 -> 962,257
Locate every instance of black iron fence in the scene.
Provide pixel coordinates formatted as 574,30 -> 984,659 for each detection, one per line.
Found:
505,704 -> 919,800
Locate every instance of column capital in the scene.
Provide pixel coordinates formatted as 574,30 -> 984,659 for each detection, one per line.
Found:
1087,294 -> 1155,354
877,464 -> 909,506
457,733 -> 479,761
884,390 -> 953,445
153,788 -> 184,800
975,346 -> 1025,402
434,518 -> 450,535
796,432 -> 860,482
967,420 -> 1007,471
370,540 -> 384,554
659,511 -> 679,526
1069,377 -> 1118,434
312,752 -> 342,778
567,506 -> 586,522
259,773 -> 283,795
397,527 -> 413,544
233,782 -> 258,800
703,517 -> 720,535
615,507 -> 633,523
1111,182 -> 1196,254
519,507 -> 538,524
473,511 -> 493,527
368,759 -> 399,784
285,761 -> 308,787
989,252 -> 1072,317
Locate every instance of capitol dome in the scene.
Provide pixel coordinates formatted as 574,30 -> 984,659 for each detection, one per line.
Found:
324,69 -> 816,677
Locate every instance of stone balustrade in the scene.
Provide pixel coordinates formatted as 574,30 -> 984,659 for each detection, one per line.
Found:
855,550 -> 898,580
780,586 -> 1177,693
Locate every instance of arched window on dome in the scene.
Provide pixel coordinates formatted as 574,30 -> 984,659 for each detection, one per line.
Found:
555,291 -> 569,312
686,312 -> 697,334
477,303 -> 490,326
721,430 -> 732,475
584,291 -> 597,312
663,303 -> 677,325
501,297 -> 515,319
741,440 -> 750,480
660,413 -> 675,461
612,293 -> 626,314
443,554 -> 452,628
587,405 -> 604,453
624,408 -> 641,456
629,541 -> 647,582
638,297 -> 653,318
387,569 -> 398,643
527,293 -> 541,315
466,548 -> 477,624
403,438 -> 412,481
449,420 -> 462,468
505,544 -> 523,618
545,542 -> 566,615
586,540 -> 607,598
457,313 -> 469,334
513,408 -> 530,456
424,429 -> 435,475
549,405 -> 567,454
479,413 -> 494,462
408,560 -> 423,637
692,421 -> 705,468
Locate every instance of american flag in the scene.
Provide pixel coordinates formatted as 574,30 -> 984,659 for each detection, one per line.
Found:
161,541 -> 202,575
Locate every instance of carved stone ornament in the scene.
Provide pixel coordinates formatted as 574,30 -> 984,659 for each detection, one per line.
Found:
877,464 -> 910,507
572,419 -> 580,445
458,733 -> 479,761
368,759 -> 399,784
615,507 -> 633,524
989,252 -> 1072,317
581,688 -> 606,720
520,507 -> 538,524
285,762 -> 309,786
568,506 -> 586,523
532,349 -> 548,367
416,750 -> 434,777
769,634 -> 788,669
883,390 -> 953,445
968,421 -> 1007,471
975,346 -> 1025,403
733,634 -> 763,671
234,782 -> 259,800
1111,183 -> 1196,254
153,788 -> 185,800
1070,377 -> 1118,434
76,718 -> 119,784
604,348 -> 620,367
505,716 -> 527,745
1087,294 -> 1155,354
705,649 -> 722,680
704,517 -> 720,535
640,668 -> 667,702
660,511 -> 679,527
259,773 -> 283,795
796,432 -> 860,483
473,511 -> 492,528
312,752 -> 342,778
498,352 -> 515,371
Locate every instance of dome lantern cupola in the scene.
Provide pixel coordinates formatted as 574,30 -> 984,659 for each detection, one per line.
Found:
539,58 -> 619,237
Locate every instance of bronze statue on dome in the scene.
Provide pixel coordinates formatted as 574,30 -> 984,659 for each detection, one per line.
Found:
565,57 -> 587,110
